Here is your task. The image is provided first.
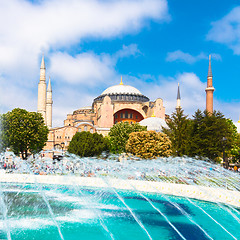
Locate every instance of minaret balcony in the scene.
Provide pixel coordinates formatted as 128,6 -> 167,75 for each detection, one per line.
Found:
205,87 -> 215,91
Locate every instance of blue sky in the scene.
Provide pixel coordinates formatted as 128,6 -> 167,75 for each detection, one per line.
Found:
1,0 -> 240,126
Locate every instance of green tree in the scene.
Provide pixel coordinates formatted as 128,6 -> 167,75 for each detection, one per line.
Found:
0,108 -> 49,159
68,131 -> 108,157
108,122 -> 146,153
163,109 -> 192,156
189,110 -> 236,160
226,120 -> 240,163
126,131 -> 172,159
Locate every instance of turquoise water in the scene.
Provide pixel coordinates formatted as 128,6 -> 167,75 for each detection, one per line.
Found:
1,183 -> 240,240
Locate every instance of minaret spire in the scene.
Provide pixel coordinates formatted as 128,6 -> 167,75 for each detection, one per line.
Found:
205,54 -> 215,113
40,54 -> 46,82
38,54 -> 47,123
208,54 -> 212,78
47,76 -> 52,92
46,76 -> 53,128
176,83 -> 181,110
40,54 -> 45,69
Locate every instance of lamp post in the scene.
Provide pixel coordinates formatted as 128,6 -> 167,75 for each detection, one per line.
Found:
61,142 -> 64,156
221,137 -> 228,169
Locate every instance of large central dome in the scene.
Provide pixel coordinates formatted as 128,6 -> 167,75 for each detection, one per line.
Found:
101,84 -> 142,95
94,78 -> 149,103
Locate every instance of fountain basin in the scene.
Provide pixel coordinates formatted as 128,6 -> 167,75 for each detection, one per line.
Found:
0,182 -> 240,240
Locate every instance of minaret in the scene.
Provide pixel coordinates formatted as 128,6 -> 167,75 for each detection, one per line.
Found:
176,83 -> 181,110
46,76 -> 53,128
205,55 -> 215,113
37,54 -> 47,123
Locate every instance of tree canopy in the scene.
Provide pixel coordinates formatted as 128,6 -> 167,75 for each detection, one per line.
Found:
163,109 -> 192,156
164,109 -> 237,161
189,110 -> 236,160
108,122 -> 146,153
68,131 -> 108,157
0,108 -> 49,159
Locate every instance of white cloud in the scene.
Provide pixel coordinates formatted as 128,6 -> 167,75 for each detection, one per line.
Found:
0,76 -> 37,114
166,50 -> 221,64
50,44 -> 140,86
114,44 -> 141,59
50,52 -> 115,85
207,6 -> 240,54
0,0 -> 169,75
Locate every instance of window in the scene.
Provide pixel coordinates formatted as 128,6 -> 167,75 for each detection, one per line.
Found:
84,126 -> 87,131
90,128 -> 93,133
136,115 -> 138,119
120,113 -> 123,118
125,111 -> 128,118
115,114 -> 118,118
129,113 -> 133,119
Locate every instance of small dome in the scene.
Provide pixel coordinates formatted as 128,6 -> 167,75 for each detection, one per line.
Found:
101,84 -> 142,95
139,117 -> 168,132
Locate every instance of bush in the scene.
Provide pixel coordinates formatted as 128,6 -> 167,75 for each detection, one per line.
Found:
68,132 -> 108,157
108,122 -> 147,153
126,131 -> 172,159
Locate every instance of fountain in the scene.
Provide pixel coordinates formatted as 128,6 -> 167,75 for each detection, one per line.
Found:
0,152 -> 239,240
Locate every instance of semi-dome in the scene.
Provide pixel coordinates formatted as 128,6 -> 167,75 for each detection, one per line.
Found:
94,77 -> 149,103
139,117 -> 168,132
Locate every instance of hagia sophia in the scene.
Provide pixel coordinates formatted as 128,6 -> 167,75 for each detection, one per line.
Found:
37,55 -> 214,152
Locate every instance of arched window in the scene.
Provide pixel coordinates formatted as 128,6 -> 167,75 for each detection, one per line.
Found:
84,126 -> 87,131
